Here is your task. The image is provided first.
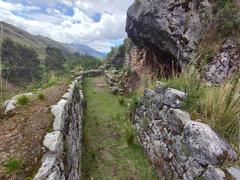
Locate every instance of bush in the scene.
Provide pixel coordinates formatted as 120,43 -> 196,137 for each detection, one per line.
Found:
17,95 -> 30,106
123,122 -> 136,146
37,93 -> 45,100
214,0 -> 240,38
1,157 -> 24,179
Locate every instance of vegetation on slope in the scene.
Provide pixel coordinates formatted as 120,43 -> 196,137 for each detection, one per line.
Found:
2,38 -> 41,86
2,39 -> 101,87
82,77 -> 156,179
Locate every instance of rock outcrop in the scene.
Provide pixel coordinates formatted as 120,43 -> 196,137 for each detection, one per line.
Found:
202,39 -> 240,85
133,82 -> 237,179
34,69 -> 103,180
126,0 -> 212,70
105,69 -> 125,94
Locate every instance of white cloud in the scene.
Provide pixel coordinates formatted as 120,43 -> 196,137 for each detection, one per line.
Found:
0,0 -> 134,52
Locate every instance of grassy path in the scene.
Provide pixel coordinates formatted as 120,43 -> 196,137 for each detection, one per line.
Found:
82,77 -> 157,180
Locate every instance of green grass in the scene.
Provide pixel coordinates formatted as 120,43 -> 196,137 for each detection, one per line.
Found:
118,97 -> 125,106
82,77 -> 157,179
17,95 -> 30,106
1,156 -> 24,179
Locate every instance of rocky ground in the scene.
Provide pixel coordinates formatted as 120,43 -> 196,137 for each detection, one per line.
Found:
0,83 -> 67,179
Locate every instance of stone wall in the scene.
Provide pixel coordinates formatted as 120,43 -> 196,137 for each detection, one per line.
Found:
133,82 -> 238,179
34,69 -> 103,180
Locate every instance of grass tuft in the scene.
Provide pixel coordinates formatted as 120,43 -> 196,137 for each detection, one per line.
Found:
123,122 -> 136,146
17,95 -> 30,106
37,93 -> 45,100
201,78 -> 240,147
1,156 -> 24,179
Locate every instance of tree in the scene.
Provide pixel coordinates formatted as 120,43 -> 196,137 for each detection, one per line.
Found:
45,47 -> 66,72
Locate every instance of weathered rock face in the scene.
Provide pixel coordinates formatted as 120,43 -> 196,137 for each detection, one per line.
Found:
133,82 -> 237,179
126,43 -> 165,77
202,39 -> 240,85
126,0 -> 212,70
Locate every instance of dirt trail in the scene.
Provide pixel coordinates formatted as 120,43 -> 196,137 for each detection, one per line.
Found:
82,76 -> 157,180
0,83 -> 68,179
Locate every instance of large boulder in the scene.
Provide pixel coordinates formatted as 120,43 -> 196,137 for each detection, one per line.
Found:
126,0 -> 212,69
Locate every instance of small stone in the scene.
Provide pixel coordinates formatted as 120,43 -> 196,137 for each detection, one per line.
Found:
155,81 -> 168,94
144,89 -> 155,99
226,166 -> 240,180
201,165 -> 226,180
43,131 -> 63,152
163,88 -> 186,108
110,87 -> 118,94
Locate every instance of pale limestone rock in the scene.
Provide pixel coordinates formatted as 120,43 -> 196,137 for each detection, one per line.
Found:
51,99 -> 68,131
4,93 -> 34,114
43,131 -> 63,152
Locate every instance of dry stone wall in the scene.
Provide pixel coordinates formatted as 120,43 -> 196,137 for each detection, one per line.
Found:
34,70 -> 103,180
133,82 -> 238,180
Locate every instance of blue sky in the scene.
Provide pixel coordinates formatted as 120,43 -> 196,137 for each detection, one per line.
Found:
0,0 -> 133,53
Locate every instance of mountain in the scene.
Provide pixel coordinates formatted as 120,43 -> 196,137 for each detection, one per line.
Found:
34,35 -> 75,54
0,21 -> 105,58
67,43 -> 106,58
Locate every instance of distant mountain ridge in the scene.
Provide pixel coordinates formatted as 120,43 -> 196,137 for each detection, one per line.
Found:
67,43 -> 106,58
0,21 -> 105,58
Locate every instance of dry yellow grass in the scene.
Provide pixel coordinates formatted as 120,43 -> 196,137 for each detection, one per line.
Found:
202,78 -> 240,149
136,75 -> 155,96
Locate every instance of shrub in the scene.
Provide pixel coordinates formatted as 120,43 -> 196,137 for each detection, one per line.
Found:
37,93 -> 45,100
123,122 -> 136,146
1,157 -> 24,179
214,0 -> 240,38
17,95 -> 30,106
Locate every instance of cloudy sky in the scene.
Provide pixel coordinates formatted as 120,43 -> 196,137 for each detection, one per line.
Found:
0,0 -> 133,53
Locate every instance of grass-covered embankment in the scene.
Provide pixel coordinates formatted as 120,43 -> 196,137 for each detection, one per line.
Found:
82,77 -> 156,179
